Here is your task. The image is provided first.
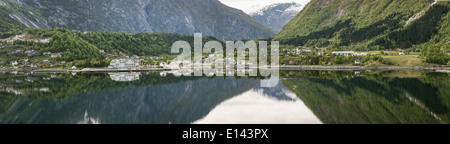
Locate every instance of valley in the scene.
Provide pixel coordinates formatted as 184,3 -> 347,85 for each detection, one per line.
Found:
0,0 -> 449,71
0,0 -> 450,126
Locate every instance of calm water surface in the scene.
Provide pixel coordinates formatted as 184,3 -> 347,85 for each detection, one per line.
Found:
0,70 -> 449,124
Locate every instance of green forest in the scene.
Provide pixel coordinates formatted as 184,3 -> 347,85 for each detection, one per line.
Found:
275,0 -> 450,65
4,28 -> 220,61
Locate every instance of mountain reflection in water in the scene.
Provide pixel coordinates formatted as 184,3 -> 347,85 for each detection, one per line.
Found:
0,70 -> 449,124
195,82 -> 322,124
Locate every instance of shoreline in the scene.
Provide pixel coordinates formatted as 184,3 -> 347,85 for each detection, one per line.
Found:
275,66 -> 432,71
34,68 -> 169,73
1,66 -> 449,73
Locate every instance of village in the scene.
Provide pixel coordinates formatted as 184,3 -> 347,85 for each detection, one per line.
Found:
1,34 -> 447,72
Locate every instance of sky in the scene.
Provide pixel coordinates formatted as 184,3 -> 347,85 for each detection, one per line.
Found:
219,0 -> 310,13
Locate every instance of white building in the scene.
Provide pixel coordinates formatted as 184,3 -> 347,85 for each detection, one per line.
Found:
160,62 -> 168,67
14,35 -> 23,40
40,38 -> 50,43
51,53 -> 62,58
35,38 -> 50,43
11,61 -> 18,66
42,60 -> 51,64
333,51 -> 355,56
109,59 -> 140,70
399,52 -> 405,55
354,53 -> 368,56
164,61 -> 192,69
72,66 -> 77,70
39,88 -> 50,92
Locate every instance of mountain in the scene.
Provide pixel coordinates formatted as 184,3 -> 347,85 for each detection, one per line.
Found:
275,0 -> 450,52
0,0 -> 275,40
250,2 -> 305,33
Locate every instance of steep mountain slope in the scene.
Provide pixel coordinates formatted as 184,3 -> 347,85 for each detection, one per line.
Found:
250,2 -> 305,33
0,0 -> 275,40
275,0 -> 449,51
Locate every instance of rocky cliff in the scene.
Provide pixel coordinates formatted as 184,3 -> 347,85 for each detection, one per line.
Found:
0,0 -> 276,40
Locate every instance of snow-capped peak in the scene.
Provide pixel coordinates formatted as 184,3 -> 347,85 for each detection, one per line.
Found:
285,3 -> 304,13
249,2 -> 304,16
245,4 -> 265,14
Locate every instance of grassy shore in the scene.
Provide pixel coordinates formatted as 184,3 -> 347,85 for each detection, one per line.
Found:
354,51 -> 424,66
382,55 -> 423,66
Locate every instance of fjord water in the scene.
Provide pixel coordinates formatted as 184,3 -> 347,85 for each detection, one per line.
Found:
0,71 -> 449,124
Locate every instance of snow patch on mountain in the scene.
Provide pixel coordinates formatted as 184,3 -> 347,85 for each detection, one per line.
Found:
225,0 -> 310,14
406,0 -> 437,25
285,3 -> 305,13
8,0 -> 24,5
9,14 -> 41,28
250,2 -> 305,16
246,4 -> 265,14
249,2 -> 307,32
0,0 -> 6,6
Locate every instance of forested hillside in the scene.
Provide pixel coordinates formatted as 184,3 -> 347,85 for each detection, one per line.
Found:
8,28 -> 219,61
275,0 -> 449,64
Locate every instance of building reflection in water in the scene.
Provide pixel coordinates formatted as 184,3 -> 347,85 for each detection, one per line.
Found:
108,72 -> 141,82
159,68 -> 257,77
